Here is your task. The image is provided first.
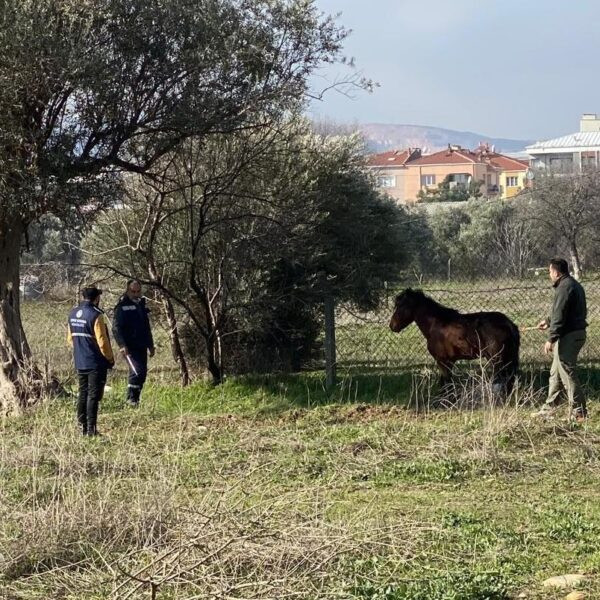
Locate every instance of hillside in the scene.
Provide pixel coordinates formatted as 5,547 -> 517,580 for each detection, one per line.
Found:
359,123 -> 533,154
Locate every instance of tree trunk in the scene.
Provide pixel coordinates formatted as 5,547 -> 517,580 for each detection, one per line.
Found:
205,332 -> 223,385
569,242 -> 583,280
160,293 -> 190,386
0,218 -> 40,414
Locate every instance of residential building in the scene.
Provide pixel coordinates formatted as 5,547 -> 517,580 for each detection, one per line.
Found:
526,113 -> 600,171
366,148 -> 422,203
368,144 -> 529,203
403,145 -> 499,202
475,145 -> 529,198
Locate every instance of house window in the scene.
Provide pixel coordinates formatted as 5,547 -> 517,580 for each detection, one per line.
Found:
506,176 -> 519,187
376,175 -> 396,188
549,156 -> 573,172
420,174 -> 436,186
582,154 -> 596,170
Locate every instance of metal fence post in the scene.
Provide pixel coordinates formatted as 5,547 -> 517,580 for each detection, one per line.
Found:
324,295 -> 337,389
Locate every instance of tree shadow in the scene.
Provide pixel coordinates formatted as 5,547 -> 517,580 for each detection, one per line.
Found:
232,363 -> 600,418
233,370 -> 416,417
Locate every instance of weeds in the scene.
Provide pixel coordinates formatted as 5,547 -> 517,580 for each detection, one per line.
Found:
2,303 -> 600,598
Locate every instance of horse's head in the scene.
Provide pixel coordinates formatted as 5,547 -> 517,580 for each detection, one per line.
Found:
389,288 -> 422,332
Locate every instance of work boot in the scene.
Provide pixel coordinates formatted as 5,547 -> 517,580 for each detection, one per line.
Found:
127,389 -> 140,407
85,422 -> 100,436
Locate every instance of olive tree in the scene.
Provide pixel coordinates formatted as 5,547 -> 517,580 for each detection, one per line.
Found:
85,125 -> 408,382
0,0 -> 351,411
524,170 -> 600,279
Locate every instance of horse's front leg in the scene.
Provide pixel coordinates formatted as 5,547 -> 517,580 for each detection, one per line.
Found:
435,360 -> 456,406
437,360 -> 453,387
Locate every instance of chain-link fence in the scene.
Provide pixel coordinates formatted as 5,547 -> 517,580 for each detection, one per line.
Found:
334,278 -> 600,372
20,262 -> 84,300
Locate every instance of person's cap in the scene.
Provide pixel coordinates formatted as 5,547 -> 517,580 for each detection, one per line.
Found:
81,286 -> 102,301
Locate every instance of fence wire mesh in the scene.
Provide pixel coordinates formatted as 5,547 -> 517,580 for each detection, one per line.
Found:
335,278 -> 600,371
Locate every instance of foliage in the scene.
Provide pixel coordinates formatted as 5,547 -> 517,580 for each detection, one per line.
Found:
523,169 -> 600,278
1,0 -> 349,216
22,214 -> 82,264
401,197 -> 568,280
85,125 -> 409,378
0,0 -> 353,407
417,176 -> 484,203
352,571 -> 509,600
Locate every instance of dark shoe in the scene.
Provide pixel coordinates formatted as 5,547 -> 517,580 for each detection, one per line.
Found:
127,398 -> 139,407
86,422 -> 100,436
570,407 -> 588,423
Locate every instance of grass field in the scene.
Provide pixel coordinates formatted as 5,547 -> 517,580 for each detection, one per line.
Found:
2,300 -> 600,598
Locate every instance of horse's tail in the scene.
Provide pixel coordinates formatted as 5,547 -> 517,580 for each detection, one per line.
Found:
501,320 -> 520,394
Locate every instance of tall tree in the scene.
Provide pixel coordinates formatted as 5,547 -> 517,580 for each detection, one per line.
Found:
0,0 -> 350,412
525,170 -> 600,279
85,126 -> 408,382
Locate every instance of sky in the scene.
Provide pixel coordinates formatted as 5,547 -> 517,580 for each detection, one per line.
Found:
309,0 -> 600,141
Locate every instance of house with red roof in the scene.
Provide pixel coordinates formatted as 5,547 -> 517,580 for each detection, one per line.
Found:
402,145 -> 497,202
368,143 -> 529,203
479,148 -> 529,198
366,148 -> 422,203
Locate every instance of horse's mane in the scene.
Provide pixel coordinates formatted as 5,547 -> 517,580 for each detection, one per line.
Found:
406,289 -> 462,322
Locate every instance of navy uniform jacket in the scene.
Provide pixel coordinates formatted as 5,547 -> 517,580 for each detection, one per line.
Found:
67,301 -> 115,371
112,296 -> 154,352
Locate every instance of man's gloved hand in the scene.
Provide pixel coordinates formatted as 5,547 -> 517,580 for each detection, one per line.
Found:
148,347 -> 155,358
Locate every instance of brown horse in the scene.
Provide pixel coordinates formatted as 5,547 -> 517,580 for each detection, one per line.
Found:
389,289 -> 520,395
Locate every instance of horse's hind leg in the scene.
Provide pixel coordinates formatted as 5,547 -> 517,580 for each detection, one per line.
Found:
488,343 -> 519,399
437,360 -> 453,387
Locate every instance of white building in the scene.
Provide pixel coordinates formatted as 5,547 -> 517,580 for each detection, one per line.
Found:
526,114 -> 600,171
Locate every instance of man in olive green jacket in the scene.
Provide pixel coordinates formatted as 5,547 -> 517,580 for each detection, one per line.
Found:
532,258 -> 588,422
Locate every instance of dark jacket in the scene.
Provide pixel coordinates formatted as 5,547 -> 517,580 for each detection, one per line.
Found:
112,296 -> 154,351
68,301 -> 115,371
547,275 -> 587,342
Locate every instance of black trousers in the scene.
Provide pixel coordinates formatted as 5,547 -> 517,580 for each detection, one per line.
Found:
77,368 -> 107,433
125,349 -> 148,402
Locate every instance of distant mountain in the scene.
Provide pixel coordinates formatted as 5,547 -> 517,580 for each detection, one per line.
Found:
359,123 -> 533,154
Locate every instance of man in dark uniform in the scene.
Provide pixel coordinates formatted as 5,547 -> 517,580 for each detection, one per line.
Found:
112,279 -> 155,406
67,286 -> 115,435
532,258 -> 588,422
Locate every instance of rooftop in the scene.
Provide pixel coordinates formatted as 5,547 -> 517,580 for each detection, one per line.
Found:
366,148 -> 421,167
409,145 -> 485,166
526,131 -> 600,153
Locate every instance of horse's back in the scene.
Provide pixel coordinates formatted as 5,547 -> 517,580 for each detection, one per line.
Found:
463,310 -> 520,356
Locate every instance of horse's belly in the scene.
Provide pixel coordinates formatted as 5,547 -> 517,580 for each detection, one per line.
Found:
429,337 -> 473,361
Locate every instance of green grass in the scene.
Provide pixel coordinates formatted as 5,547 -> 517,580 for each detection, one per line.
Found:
3,296 -> 600,598
2,370 -> 600,598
